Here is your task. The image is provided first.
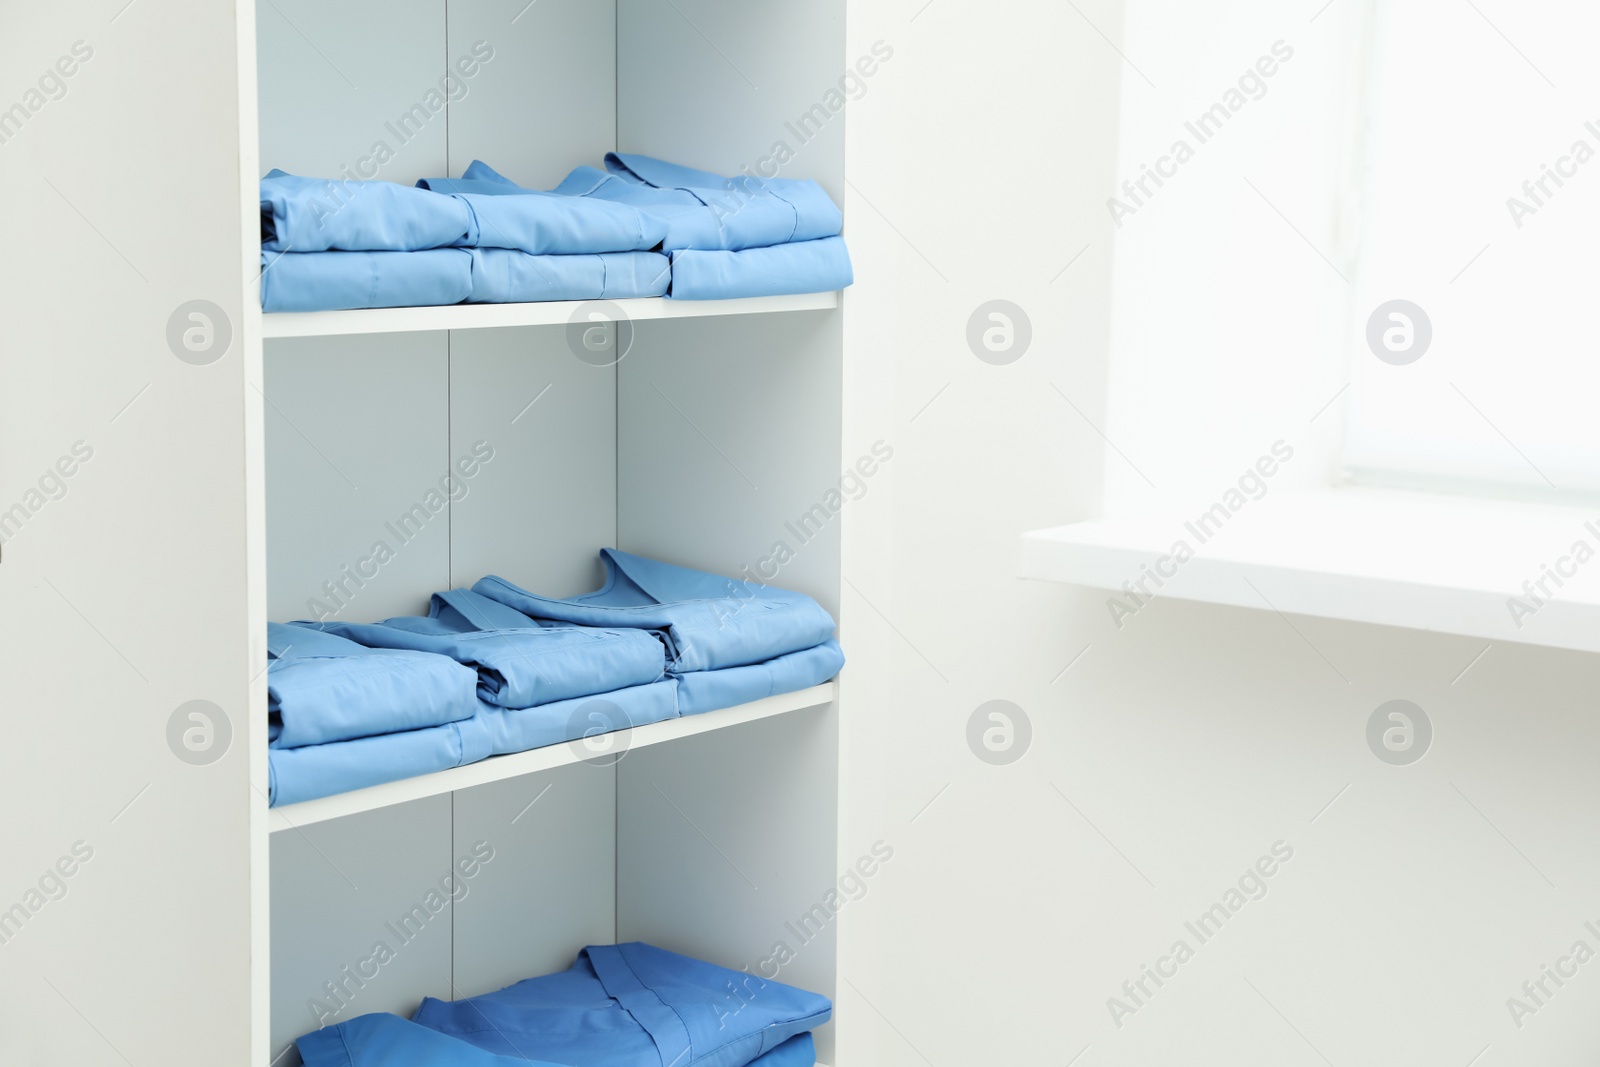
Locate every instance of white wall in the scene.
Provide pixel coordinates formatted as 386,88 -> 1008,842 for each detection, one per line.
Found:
841,2 -> 1600,1065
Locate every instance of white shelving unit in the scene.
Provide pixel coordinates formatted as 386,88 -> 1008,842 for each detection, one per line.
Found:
252,3 -> 846,1065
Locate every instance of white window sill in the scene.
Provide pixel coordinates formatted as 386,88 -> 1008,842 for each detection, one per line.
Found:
1020,486 -> 1600,653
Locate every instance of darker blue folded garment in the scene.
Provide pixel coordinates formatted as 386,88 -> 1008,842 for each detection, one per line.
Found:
600,153 -> 843,250
317,589 -> 665,710
266,623 -> 479,749
410,943 -> 831,1067
473,549 -> 839,674
667,237 -> 853,300
260,249 -> 473,312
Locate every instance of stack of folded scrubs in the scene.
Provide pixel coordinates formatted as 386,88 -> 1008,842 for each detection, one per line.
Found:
265,551 -> 842,807
260,169 -> 671,312
554,153 -> 853,299
473,548 -> 846,716
265,622 -> 488,807
295,943 -> 830,1067
259,153 -> 851,311
318,588 -> 679,760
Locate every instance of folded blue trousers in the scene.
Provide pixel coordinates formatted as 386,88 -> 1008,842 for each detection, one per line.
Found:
266,622 -> 479,749
316,590 -> 665,711
410,943 -> 831,1067
260,249 -> 473,312
667,237 -> 853,300
473,549 -> 839,674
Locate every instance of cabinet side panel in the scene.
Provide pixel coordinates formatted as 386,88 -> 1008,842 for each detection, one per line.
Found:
0,2 -> 259,1064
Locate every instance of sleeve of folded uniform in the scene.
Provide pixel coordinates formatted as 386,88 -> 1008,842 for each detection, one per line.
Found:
603,152 -> 844,249
471,548 -> 839,674
267,622 -> 479,748
466,249 -> 670,304
319,592 -> 667,712
260,249 -> 474,312
672,639 -> 844,716
296,1013 -> 574,1067
667,237 -> 853,301
261,171 -> 474,252
267,713 -> 491,807
451,191 -> 668,255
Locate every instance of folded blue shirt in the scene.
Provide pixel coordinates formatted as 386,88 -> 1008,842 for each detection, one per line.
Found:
261,170 -> 472,253
667,237 -> 853,300
600,153 -> 843,251
261,249 -> 473,312
474,549 -> 839,674
268,713 -> 493,807
673,639 -> 844,716
266,623 -> 479,749
432,185 -> 668,255
315,589 -> 666,711
411,943 -> 831,1067
467,249 -> 670,304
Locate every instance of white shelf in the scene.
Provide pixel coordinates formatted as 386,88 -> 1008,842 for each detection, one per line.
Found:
1020,486 -> 1600,653
269,682 -> 837,831
262,291 -> 840,339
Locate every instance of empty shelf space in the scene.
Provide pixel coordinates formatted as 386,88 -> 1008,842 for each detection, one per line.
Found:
268,681 -> 837,831
1020,486 -> 1600,653
261,291 -> 840,339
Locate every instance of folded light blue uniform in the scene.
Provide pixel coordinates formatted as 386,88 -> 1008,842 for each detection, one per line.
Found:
261,170 -> 472,253
268,713 -> 493,807
471,678 -> 680,758
593,153 -> 843,251
410,943 -> 831,1067
673,638 -> 844,716
474,549 -> 839,674
266,623 -> 478,749
298,1010 -> 815,1067
467,249 -> 670,304
296,1013 -> 572,1067
261,249 -> 473,312
417,170 -> 668,255
267,680 -> 677,807
316,589 -> 665,710
667,237 -> 853,300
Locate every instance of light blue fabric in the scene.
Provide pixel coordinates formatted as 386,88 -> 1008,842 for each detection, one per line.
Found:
268,713 -> 493,807
448,189 -> 667,255
468,249 -> 670,304
411,942 -> 830,1067
266,622 -> 478,749
261,170 -> 472,253
667,237 -> 853,300
674,639 -> 844,716
316,590 -> 666,711
471,679 -> 679,758
474,549 -> 839,674
296,1013 -> 572,1067
260,249 -> 473,312
601,153 -> 843,250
